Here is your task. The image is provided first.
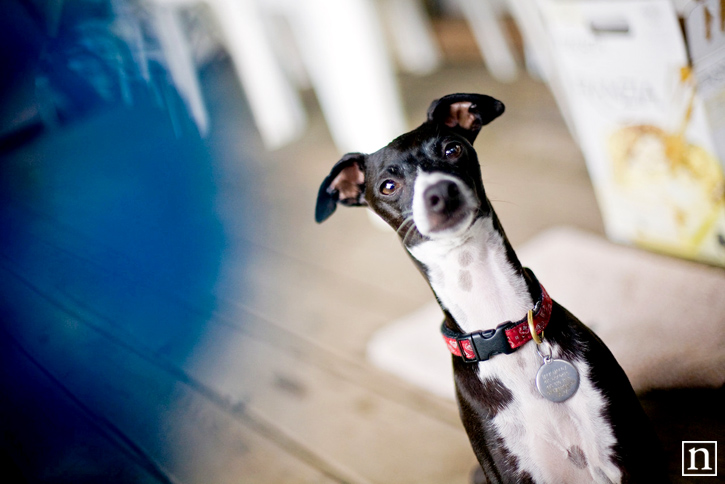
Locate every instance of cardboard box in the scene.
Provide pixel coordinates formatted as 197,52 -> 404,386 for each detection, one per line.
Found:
537,0 -> 725,265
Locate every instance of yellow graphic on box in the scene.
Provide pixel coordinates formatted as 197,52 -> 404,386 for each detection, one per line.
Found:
608,68 -> 725,263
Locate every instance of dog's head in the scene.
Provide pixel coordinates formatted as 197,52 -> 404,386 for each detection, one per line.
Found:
315,93 -> 504,247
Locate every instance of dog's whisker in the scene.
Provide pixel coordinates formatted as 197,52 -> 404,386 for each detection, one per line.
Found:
402,222 -> 417,246
396,216 -> 414,236
488,199 -> 520,207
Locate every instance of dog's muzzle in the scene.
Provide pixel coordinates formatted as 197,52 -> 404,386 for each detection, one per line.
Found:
413,172 -> 476,237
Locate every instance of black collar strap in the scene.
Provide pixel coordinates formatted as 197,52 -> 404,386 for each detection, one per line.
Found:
441,269 -> 553,362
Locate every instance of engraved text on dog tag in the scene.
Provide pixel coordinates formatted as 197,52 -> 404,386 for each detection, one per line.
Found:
535,358 -> 579,403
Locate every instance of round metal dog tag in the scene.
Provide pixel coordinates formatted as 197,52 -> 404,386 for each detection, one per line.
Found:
535,358 -> 579,403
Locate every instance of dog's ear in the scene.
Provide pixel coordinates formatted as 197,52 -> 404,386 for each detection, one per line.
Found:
427,93 -> 505,143
315,153 -> 367,223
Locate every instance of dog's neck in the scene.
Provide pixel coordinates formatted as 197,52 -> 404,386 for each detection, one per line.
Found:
407,214 -> 534,335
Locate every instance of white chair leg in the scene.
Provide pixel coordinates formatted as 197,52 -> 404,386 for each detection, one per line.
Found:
455,0 -> 519,82
380,0 -> 442,75
505,0 -> 578,140
209,0 -> 306,149
151,3 -> 210,135
285,0 -> 407,153
504,0 -> 552,80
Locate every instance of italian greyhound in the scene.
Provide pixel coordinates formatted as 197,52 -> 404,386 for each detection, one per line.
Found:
315,94 -> 667,483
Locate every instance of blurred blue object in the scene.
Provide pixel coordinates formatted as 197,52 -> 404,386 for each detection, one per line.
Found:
0,0 -> 207,148
0,1 -> 260,481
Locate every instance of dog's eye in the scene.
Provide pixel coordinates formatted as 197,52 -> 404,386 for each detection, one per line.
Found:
444,142 -> 462,160
380,180 -> 398,195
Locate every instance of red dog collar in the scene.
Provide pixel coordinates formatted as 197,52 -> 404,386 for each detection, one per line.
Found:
441,278 -> 553,363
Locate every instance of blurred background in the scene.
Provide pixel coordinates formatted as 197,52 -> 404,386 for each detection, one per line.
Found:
0,0 -> 723,483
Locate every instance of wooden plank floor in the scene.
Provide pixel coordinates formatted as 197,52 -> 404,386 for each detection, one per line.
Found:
1,49 -> 721,483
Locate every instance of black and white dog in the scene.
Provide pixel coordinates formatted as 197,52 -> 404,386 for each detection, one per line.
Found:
315,94 -> 667,483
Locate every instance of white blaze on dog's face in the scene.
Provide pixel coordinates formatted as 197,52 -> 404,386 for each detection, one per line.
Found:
411,170 -> 478,239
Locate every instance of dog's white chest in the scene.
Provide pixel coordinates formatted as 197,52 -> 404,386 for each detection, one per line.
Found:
408,218 -> 532,333
409,218 -> 621,483
481,349 -> 622,484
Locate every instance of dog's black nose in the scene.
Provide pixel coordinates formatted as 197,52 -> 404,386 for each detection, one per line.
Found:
424,180 -> 461,214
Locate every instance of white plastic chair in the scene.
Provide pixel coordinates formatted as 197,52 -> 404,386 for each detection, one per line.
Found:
149,0 -> 307,149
